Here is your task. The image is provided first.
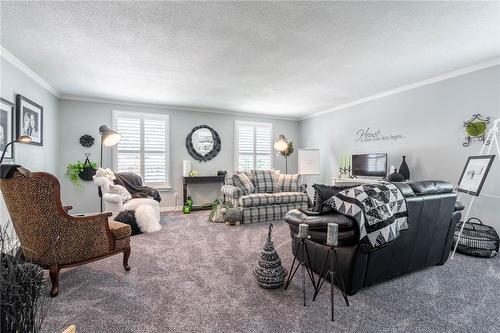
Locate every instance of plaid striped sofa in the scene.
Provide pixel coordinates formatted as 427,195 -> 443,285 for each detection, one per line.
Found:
222,171 -> 309,224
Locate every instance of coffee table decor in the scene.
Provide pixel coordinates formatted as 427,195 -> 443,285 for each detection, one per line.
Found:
284,223 -> 316,306
253,224 -> 287,289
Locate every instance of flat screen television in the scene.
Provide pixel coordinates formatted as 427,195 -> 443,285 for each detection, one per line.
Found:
351,153 -> 387,177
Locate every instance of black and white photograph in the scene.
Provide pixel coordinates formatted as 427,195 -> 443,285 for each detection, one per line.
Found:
457,155 -> 496,196
16,94 -> 43,146
0,98 -> 15,159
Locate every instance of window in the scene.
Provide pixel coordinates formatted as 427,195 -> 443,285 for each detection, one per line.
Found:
112,111 -> 170,188
234,121 -> 273,171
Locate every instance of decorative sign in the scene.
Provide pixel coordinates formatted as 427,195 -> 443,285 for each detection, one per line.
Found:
354,128 -> 405,143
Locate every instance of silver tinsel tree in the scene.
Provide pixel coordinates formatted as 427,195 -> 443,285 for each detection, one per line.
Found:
253,224 -> 287,289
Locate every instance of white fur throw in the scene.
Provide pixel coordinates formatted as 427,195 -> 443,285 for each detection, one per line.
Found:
109,184 -> 132,202
95,167 -> 116,180
135,204 -> 161,233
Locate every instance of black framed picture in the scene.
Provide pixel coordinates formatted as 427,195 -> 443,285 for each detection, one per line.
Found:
457,155 -> 495,196
16,94 -> 43,146
0,98 -> 15,159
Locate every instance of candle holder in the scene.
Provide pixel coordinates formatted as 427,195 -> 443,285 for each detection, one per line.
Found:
339,166 -> 352,178
312,245 -> 350,321
284,232 -> 317,307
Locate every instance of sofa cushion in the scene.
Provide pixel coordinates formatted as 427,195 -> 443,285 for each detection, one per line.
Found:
239,193 -> 276,207
252,169 -> 277,193
408,180 -> 454,196
108,220 -> 132,239
274,192 -> 309,204
277,174 -> 301,192
233,173 -> 255,195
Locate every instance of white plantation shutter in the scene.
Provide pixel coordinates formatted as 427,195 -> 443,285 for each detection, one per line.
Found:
113,111 -> 170,188
235,121 -> 273,171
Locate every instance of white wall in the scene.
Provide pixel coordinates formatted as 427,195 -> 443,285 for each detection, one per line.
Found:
299,65 -> 500,230
58,99 -> 299,213
0,57 -> 59,231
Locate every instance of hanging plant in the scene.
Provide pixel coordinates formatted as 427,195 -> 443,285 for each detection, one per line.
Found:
65,153 -> 97,187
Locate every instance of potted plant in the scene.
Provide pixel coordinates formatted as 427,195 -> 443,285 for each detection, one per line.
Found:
66,153 -> 97,187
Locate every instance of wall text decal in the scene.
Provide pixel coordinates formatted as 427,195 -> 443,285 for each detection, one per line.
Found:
354,128 -> 405,143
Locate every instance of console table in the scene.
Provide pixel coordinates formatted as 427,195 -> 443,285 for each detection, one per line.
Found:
332,177 -> 386,186
183,176 -> 226,211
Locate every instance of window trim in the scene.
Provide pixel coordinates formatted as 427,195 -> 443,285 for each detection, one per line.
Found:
234,120 -> 273,171
112,110 -> 171,189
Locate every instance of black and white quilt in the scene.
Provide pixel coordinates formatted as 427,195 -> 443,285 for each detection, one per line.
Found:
322,183 -> 408,253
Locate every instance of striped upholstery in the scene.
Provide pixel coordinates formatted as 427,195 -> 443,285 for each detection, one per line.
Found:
223,171 -> 310,223
277,174 -> 301,192
242,202 -> 308,224
239,193 -> 276,207
273,192 -> 309,204
252,169 -> 277,193
232,173 -> 255,195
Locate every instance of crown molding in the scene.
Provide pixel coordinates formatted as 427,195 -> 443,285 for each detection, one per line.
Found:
300,57 -> 500,120
0,46 -> 60,97
59,94 -> 300,121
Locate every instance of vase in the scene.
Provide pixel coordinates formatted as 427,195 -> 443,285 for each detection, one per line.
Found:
388,169 -> 404,182
399,156 -> 410,181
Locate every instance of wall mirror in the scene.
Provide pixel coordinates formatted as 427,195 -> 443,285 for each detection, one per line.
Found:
186,125 -> 221,162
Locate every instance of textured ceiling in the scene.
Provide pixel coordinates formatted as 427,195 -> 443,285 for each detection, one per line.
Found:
1,1 -> 499,118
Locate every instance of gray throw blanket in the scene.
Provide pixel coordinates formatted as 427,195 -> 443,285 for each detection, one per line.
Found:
114,172 -> 161,202
322,183 -> 408,253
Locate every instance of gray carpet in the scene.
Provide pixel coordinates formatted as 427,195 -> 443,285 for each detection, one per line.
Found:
43,211 -> 500,333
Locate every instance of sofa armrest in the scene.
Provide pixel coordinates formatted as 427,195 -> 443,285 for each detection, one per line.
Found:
221,185 -> 242,199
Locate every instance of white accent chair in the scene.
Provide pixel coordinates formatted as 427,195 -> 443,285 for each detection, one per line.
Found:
93,171 -> 160,221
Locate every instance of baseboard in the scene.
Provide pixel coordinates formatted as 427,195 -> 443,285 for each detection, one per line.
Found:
160,206 -> 182,212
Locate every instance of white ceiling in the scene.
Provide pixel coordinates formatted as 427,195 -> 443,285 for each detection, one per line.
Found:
1,1 -> 499,119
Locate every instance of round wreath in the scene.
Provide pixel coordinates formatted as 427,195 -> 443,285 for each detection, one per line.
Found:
79,134 -> 95,148
185,125 -> 221,162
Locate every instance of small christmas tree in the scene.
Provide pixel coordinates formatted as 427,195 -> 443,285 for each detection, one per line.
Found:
253,223 -> 287,289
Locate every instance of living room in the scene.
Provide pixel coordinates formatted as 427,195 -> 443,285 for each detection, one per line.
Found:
1,1 -> 499,333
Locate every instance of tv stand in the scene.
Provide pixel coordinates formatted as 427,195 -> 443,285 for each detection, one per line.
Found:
332,177 -> 386,186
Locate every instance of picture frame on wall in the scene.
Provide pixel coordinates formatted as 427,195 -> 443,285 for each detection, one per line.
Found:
0,98 -> 15,160
457,155 -> 495,196
16,94 -> 43,146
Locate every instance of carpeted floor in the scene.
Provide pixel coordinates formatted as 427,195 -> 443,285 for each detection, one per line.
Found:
42,211 -> 500,333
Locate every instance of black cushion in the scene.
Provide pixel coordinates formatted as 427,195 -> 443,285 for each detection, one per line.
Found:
312,184 -> 357,212
408,181 -> 454,196
392,182 -> 416,197
114,210 -> 142,236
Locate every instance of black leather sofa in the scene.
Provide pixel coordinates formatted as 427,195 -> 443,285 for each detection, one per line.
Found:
285,181 -> 463,295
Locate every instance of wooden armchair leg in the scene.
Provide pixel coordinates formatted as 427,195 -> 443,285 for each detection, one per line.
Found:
123,246 -> 131,271
49,264 -> 60,297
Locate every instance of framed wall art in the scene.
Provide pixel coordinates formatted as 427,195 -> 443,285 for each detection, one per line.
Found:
16,94 -> 43,146
0,98 -> 15,159
457,155 -> 495,196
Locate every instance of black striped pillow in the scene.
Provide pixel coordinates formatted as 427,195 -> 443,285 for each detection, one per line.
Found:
252,169 -> 277,193
277,174 -> 301,192
232,173 -> 255,195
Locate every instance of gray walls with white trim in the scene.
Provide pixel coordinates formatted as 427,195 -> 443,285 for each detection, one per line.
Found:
299,65 -> 500,230
58,99 -> 299,213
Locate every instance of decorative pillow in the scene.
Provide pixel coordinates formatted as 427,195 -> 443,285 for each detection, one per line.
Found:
236,170 -> 255,185
312,184 -> 357,212
252,169 -> 277,193
232,173 -> 255,195
277,174 -> 301,192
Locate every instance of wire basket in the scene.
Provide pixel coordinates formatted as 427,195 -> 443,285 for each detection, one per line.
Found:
453,218 -> 499,258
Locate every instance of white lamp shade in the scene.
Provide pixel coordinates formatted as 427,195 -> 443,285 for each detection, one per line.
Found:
298,149 -> 320,175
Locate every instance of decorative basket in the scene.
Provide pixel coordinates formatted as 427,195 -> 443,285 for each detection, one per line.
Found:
78,153 -> 96,181
453,218 -> 499,258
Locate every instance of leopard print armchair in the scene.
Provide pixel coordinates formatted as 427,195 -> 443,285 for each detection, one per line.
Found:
0,169 -> 132,297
